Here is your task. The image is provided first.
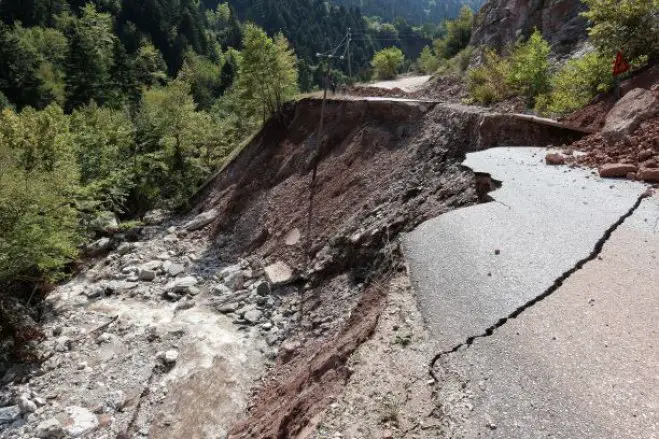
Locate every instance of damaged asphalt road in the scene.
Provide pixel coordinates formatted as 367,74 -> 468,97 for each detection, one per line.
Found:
403,147 -> 658,438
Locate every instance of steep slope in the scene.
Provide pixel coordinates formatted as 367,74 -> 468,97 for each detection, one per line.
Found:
470,0 -> 588,55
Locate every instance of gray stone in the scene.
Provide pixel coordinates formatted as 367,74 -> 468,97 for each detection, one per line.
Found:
224,271 -> 244,291
255,281 -> 271,296
0,406 -> 20,425
264,261 -> 295,286
219,264 -> 242,279
143,209 -> 169,225
183,209 -> 219,231
167,276 -> 198,294
217,302 -> 238,314
63,406 -> 99,437
89,211 -> 118,232
164,262 -> 185,277
116,243 -> 135,255
18,395 -> 37,413
34,418 -> 65,438
157,349 -> 179,365
141,260 -> 163,271
212,284 -> 232,296
86,238 -> 112,255
175,298 -> 195,312
243,309 -> 263,324
138,269 -> 156,282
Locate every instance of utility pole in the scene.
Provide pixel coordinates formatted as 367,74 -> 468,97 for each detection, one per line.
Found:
347,28 -> 352,81
305,53 -> 335,264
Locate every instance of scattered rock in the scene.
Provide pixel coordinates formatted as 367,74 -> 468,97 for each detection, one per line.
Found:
183,209 -> 219,231
157,349 -> 179,366
164,262 -> 185,277
138,269 -> 156,282
224,270 -> 245,291
212,284 -> 232,296
34,418 -> 65,438
284,228 -> 301,246
175,298 -> 196,312
243,309 -> 263,325
219,264 -> 242,279
545,152 -> 565,165
63,406 -> 99,437
217,302 -> 239,314
167,276 -> 199,295
256,281 -> 271,297
116,242 -> 135,255
639,168 -> 659,183
264,261 -> 295,286
599,163 -> 638,178
0,406 -> 20,425
143,209 -> 169,225
17,395 -> 37,414
89,211 -> 119,233
86,238 -> 112,255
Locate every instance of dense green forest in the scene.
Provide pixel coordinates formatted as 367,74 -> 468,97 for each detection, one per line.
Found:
0,0 -> 468,289
332,0 -> 484,25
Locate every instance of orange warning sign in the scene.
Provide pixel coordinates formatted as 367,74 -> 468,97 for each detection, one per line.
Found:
612,51 -> 630,76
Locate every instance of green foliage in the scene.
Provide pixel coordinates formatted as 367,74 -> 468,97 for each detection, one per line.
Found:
434,6 -> 474,59
134,42 -> 168,86
70,102 -> 136,212
467,49 -> 512,104
507,30 -> 551,101
62,4 -> 117,110
133,80 -> 226,209
0,105 -> 80,283
371,47 -> 405,79
235,24 -> 298,121
417,45 -> 440,74
581,0 -> 659,61
436,46 -> 474,77
535,52 -> 615,115
179,52 -> 224,110
467,31 -> 551,105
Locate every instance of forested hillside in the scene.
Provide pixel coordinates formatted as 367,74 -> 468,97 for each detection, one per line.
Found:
0,0 -> 460,293
331,0 -> 485,24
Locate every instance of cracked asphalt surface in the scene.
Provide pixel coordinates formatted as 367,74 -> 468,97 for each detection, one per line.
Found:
403,147 -> 658,438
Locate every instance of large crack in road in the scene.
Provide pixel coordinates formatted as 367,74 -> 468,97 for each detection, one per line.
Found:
428,189 -> 652,382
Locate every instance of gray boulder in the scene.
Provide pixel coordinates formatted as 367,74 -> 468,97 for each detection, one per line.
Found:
183,209 -> 219,231
602,88 -> 659,145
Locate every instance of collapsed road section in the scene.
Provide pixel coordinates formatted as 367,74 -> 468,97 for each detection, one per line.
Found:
0,97 -> 588,439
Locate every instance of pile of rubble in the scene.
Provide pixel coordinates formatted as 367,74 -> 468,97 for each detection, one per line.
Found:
0,208 -> 313,439
546,86 -> 659,184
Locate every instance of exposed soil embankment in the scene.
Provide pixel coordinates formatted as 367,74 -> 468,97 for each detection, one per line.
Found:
181,98 -> 587,438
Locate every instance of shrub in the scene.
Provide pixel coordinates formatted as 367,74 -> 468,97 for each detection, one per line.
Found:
371,47 -> 405,79
467,49 -> 512,104
535,51 -> 614,115
436,46 -> 474,77
581,0 -> 659,62
507,30 -> 551,102
417,46 -> 440,74
435,6 -> 474,59
0,105 -> 80,283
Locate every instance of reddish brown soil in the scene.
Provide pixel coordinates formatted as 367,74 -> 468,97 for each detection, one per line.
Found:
559,116 -> 659,174
229,283 -> 387,439
560,63 -> 659,132
555,63 -> 659,175
191,97 -> 586,438
189,98 -> 481,438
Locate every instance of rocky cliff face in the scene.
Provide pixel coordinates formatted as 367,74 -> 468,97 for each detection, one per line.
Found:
470,0 -> 588,55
